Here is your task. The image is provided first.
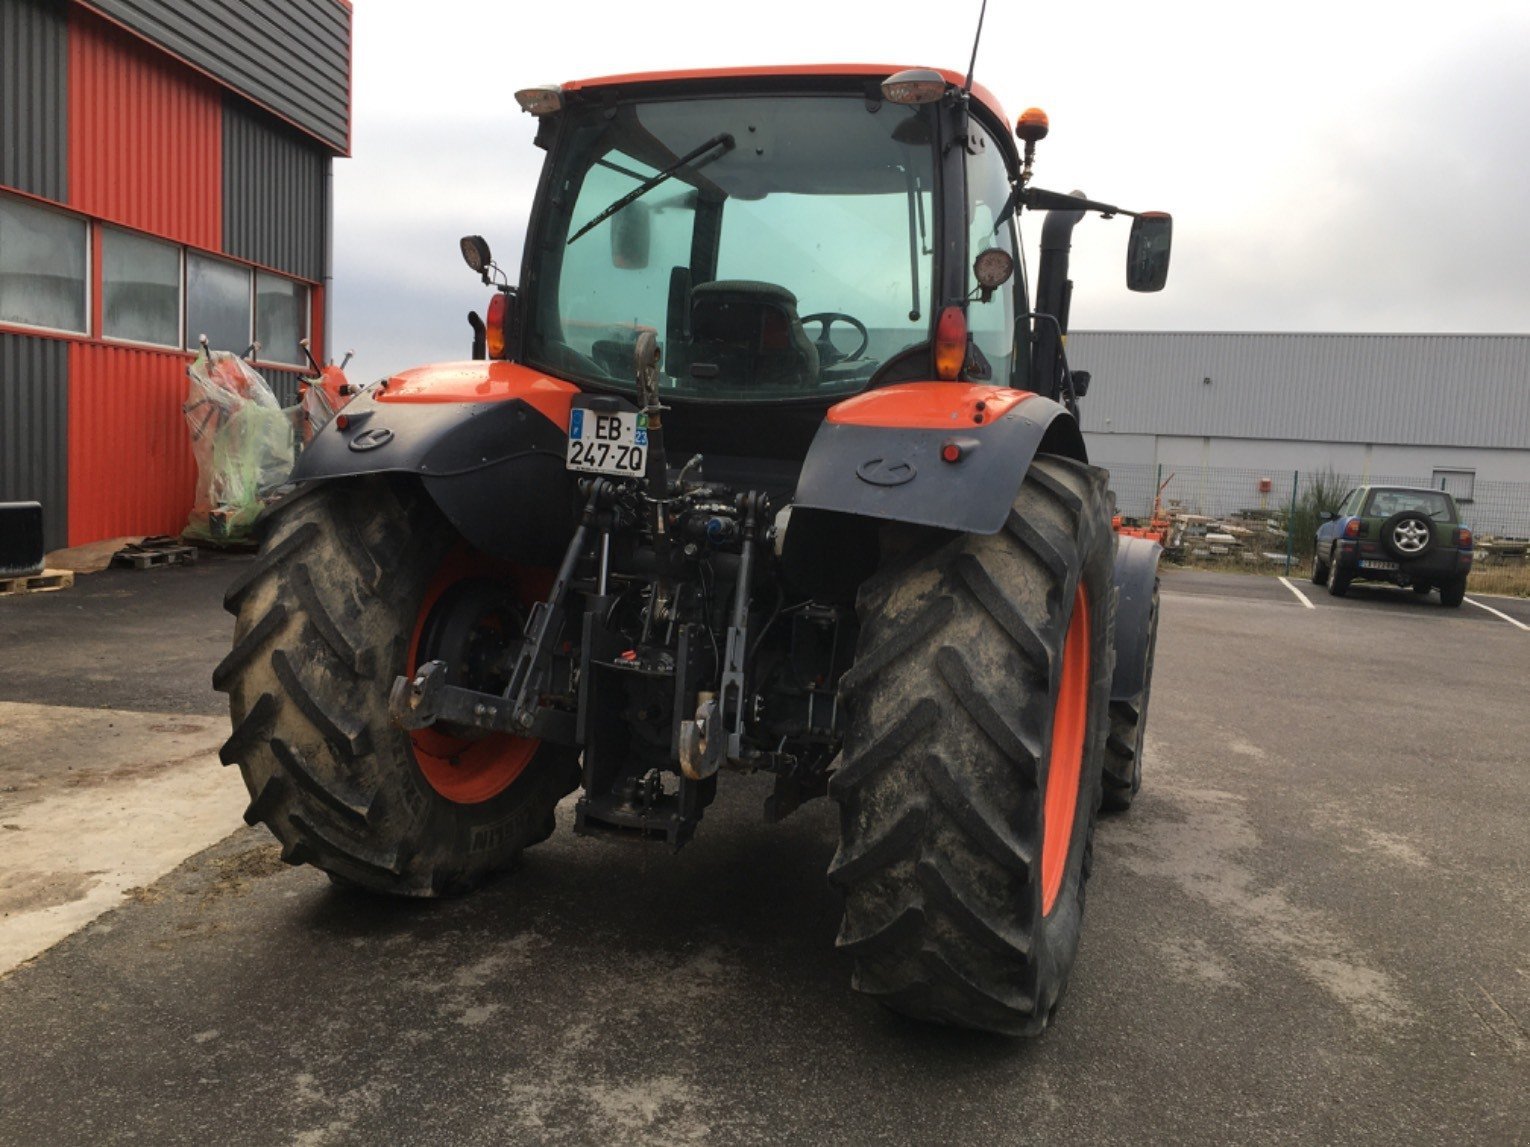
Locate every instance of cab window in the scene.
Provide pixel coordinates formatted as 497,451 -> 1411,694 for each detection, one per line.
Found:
965,123 -> 1019,386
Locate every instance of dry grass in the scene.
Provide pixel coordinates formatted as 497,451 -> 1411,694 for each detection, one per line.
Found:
1467,565 -> 1530,598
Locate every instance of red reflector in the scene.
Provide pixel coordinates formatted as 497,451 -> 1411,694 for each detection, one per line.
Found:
335,413 -> 349,430
934,307 -> 966,380
942,443 -> 962,463
486,292 -> 508,358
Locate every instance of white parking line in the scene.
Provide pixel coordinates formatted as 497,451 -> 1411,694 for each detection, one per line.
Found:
1277,576 -> 1316,609
1464,596 -> 1530,632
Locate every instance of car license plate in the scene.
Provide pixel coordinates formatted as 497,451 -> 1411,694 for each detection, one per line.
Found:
1359,559 -> 1398,571
566,409 -> 647,476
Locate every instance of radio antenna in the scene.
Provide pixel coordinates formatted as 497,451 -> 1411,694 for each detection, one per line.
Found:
963,0 -> 989,94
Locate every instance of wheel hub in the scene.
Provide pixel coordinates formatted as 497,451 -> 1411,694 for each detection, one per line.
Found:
1392,520 -> 1430,554
1042,584 -> 1090,917
407,548 -> 543,804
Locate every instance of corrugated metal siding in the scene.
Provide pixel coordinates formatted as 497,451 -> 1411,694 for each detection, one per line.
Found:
1,0 -> 68,202
67,342 -> 196,545
68,7 -> 221,248
0,333 -> 69,552
260,366 -> 302,408
1070,332 -> 1530,450
78,0 -> 350,155
222,100 -> 325,281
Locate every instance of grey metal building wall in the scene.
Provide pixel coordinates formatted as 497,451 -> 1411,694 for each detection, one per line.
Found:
222,99 -> 326,282
0,334 -> 69,552
79,0 -> 350,153
261,366 -> 302,408
1069,332 -> 1530,450
0,0 -> 69,201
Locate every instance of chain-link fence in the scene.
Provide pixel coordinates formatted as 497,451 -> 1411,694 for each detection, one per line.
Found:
1102,463 -> 1530,597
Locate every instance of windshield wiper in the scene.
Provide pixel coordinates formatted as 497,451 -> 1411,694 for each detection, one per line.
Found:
567,133 -> 735,247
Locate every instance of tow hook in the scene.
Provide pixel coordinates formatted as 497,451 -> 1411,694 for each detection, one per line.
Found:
678,692 -> 723,780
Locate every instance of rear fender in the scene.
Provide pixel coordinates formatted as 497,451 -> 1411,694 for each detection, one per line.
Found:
1111,534 -> 1162,702
287,360 -> 581,564
790,384 -> 1084,533
782,382 -> 1085,598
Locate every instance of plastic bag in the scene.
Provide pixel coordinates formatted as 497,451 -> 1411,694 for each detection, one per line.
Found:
182,350 -> 295,544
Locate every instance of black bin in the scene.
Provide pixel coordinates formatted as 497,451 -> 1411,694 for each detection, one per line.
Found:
0,502 -> 46,578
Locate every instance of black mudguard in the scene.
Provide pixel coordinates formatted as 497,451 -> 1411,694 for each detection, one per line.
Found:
790,392 -> 1085,535
1111,534 -> 1162,703
284,387 -> 578,566
781,392 -> 1085,596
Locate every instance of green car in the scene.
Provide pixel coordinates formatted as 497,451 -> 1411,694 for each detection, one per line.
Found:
1312,485 -> 1474,606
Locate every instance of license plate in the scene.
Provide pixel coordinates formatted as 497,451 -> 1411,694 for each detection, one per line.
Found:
566,409 -> 647,476
1359,559 -> 1398,571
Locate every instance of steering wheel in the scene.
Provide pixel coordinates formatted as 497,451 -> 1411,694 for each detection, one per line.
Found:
799,312 -> 870,366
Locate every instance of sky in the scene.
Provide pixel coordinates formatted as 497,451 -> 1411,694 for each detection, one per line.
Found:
329,0 -> 1530,380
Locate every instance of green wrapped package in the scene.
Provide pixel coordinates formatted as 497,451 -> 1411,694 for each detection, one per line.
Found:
183,350 -> 296,544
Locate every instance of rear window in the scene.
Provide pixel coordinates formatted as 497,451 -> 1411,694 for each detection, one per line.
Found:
1363,489 -> 1455,521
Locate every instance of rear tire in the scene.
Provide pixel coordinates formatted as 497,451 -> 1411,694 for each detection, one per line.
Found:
1326,548 -> 1350,597
1411,583 -> 1432,596
1310,550 -> 1329,585
829,456 -> 1114,1036
1100,583 -> 1157,814
214,478 -> 580,896
1439,575 -> 1467,608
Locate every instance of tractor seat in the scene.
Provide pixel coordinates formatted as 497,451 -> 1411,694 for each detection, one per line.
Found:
683,280 -> 818,388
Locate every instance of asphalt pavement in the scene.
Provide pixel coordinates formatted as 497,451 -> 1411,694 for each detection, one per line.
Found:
1,560 -> 1526,1145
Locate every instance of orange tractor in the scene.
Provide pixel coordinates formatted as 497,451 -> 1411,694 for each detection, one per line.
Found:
217,63 -> 1170,1035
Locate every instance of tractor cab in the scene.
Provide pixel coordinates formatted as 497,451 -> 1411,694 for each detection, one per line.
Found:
464,66 -> 1169,460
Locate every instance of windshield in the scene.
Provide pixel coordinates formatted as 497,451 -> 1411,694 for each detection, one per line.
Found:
526,94 -> 937,401
1363,489 -> 1456,521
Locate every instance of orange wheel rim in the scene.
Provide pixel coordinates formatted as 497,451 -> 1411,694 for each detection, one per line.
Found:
1041,584 -> 1090,916
406,548 -> 549,804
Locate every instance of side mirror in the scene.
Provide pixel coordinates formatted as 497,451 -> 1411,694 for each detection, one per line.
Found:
612,202 -> 651,270
1070,370 -> 1091,397
1318,510 -> 1337,522
1126,212 -> 1172,293
460,235 -> 492,276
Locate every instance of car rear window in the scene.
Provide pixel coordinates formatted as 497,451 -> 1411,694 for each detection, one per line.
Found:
1363,490 -> 1454,520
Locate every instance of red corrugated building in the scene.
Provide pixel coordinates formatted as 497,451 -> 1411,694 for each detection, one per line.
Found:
1,0 -> 351,549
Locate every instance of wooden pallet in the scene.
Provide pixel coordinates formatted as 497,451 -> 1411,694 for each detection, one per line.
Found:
111,537 -> 199,570
0,568 -> 74,596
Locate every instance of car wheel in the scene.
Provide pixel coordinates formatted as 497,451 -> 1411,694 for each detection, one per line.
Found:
1439,575 -> 1467,608
1310,549 -> 1329,585
1326,547 -> 1350,597
1380,511 -> 1435,562
1411,583 -> 1432,596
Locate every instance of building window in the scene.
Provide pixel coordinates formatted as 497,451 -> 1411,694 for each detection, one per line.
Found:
0,194 -> 88,334
1432,468 -> 1475,504
255,271 -> 308,365
103,227 -> 181,347
186,253 -> 252,353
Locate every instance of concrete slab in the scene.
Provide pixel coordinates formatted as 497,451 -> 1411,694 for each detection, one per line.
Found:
0,702 -> 247,973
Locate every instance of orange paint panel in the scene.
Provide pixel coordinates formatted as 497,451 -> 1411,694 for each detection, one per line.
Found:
68,8 -> 221,248
826,383 -> 1033,429
67,342 -> 198,546
377,360 -> 580,429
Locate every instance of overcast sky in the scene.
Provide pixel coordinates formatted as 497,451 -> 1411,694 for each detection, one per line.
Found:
329,0 -> 1530,379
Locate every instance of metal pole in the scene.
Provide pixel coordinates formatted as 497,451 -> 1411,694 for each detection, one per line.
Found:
1284,469 -> 1299,576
